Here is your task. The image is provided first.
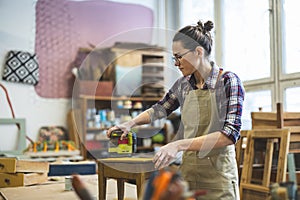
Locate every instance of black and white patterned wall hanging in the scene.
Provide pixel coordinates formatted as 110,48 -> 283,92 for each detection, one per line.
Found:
2,51 -> 39,85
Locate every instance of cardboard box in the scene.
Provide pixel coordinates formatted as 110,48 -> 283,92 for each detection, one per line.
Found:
79,81 -> 113,96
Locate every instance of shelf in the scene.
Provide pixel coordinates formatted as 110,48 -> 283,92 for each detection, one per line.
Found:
24,150 -> 81,158
80,95 -> 162,101
86,138 -> 109,142
142,72 -> 164,78
86,127 -> 162,133
116,107 -> 143,110
136,144 -> 164,152
142,63 -> 165,67
137,146 -> 154,151
136,126 -> 162,130
86,127 -> 107,132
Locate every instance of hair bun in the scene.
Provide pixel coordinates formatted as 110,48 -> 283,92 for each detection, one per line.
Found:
196,20 -> 204,30
204,21 -> 214,32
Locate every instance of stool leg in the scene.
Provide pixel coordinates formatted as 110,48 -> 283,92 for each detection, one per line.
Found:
98,163 -> 107,200
136,174 -> 145,199
117,179 -> 125,200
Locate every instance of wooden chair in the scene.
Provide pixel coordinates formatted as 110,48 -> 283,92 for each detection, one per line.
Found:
251,102 -> 300,180
236,130 -> 250,178
239,128 -> 290,200
251,102 -> 300,153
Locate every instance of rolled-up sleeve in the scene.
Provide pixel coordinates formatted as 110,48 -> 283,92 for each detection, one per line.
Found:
221,73 -> 245,144
147,78 -> 186,122
148,91 -> 180,122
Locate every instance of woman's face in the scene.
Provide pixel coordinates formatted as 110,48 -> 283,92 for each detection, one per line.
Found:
172,41 -> 198,76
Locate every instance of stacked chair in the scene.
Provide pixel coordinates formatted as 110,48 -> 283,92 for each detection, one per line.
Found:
237,103 -> 300,199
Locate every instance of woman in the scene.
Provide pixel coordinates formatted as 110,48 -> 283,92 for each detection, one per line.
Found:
107,20 -> 244,199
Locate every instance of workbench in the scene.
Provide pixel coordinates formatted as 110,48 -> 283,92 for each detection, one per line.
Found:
0,175 -> 138,200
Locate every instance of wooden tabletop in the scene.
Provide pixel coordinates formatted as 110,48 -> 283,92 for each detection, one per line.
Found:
98,157 -> 153,163
0,175 -> 138,200
98,157 -> 156,174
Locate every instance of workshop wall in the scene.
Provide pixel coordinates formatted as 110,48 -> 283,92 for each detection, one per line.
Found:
0,0 -> 156,152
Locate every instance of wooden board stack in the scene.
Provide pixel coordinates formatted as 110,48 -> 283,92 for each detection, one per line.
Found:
0,158 -> 49,188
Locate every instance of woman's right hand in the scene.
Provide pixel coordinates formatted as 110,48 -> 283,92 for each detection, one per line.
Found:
106,126 -> 121,138
106,120 -> 136,140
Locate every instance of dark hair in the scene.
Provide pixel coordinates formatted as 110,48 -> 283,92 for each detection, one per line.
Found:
173,20 -> 214,57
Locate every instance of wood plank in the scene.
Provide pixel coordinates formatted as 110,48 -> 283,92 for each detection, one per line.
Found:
251,112 -> 277,121
288,149 -> 300,153
0,158 -> 16,173
284,121 -> 300,126
99,157 -> 155,174
241,188 -> 269,200
16,160 -> 49,173
0,175 -> 137,200
262,140 -> 273,186
240,132 -> 254,185
277,130 -> 290,183
283,112 -> 300,119
67,109 -> 82,149
100,157 -> 153,163
240,183 -> 269,193
24,150 -> 80,158
288,126 -> 300,133
251,129 -> 289,138
0,172 -> 48,188
277,102 -> 284,128
23,173 -> 48,186
0,173 -> 25,188
0,158 -> 49,173
236,130 -> 249,169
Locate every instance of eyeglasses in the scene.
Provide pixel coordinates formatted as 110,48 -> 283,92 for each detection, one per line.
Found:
172,49 -> 193,64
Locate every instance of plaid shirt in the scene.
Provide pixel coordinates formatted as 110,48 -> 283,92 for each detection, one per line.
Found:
147,64 -> 245,143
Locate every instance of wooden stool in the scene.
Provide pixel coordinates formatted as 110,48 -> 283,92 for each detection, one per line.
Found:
98,157 -> 155,200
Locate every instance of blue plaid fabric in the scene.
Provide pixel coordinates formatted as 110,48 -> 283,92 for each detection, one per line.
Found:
149,63 -> 245,143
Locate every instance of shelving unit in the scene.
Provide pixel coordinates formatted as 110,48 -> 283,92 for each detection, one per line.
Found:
79,95 -> 166,159
142,54 -> 165,97
75,43 -> 168,159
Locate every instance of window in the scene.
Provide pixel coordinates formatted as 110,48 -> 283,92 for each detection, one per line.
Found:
242,90 -> 272,129
179,0 -> 215,60
180,0 -> 214,26
282,0 -> 300,74
179,0 -> 300,129
279,0 -> 300,111
223,0 -> 270,81
223,0 -> 272,128
284,86 -> 300,111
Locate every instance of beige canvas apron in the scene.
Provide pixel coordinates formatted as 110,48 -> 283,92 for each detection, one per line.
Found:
180,86 -> 240,199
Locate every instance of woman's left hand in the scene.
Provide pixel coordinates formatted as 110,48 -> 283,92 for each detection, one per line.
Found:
153,142 -> 179,169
